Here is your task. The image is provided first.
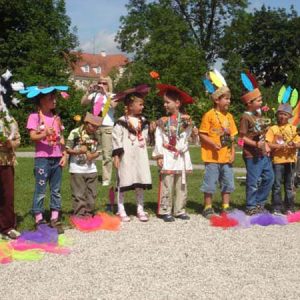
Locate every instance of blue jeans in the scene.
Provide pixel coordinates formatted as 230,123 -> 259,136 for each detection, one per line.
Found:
272,163 -> 295,211
32,157 -> 62,214
201,163 -> 235,194
244,156 -> 274,209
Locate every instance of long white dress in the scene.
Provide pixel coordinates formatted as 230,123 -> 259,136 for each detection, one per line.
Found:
112,116 -> 152,192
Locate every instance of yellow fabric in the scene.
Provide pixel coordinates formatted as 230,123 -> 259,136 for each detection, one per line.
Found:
265,124 -> 300,163
199,109 -> 238,163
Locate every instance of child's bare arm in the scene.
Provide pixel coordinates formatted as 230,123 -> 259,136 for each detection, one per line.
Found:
199,133 -> 221,150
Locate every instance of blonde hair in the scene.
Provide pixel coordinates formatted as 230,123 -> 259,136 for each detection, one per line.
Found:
99,76 -> 113,93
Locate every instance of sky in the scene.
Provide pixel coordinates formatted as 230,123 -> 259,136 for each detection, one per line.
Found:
65,0 -> 300,55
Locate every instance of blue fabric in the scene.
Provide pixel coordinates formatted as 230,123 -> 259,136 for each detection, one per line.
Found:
244,156 -> 274,209
272,163 -> 295,211
201,163 -> 235,194
32,157 -> 62,214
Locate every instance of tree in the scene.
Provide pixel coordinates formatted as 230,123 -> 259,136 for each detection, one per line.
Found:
0,0 -> 78,84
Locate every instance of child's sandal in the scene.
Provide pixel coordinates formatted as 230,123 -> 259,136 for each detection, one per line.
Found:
117,212 -> 131,222
137,211 -> 149,222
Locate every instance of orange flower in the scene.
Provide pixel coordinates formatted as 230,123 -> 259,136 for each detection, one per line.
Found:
150,71 -> 160,80
73,115 -> 81,122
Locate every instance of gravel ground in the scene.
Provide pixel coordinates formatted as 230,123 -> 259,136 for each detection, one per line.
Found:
1,215 -> 300,300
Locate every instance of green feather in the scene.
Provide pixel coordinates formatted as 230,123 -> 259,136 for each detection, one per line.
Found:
290,89 -> 298,108
278,85 -> 286,103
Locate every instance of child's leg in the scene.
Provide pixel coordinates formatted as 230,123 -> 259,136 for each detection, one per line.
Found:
220,164 -> 235,210
135,188 -> 145,213
201,163 -> 219,209
283,163 -> 295,212
173,174 -> 187,216
49,158 -> 63,220
32,158 -> 49,222
256,156 -> 274,207
85,172 -> 98,215
70,173 -> 88,216
271,164 -> 284,212
158,174 -> 174,216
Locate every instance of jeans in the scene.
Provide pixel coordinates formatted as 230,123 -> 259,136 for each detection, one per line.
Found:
201,163 -> 235,194
244,156 -> 274,209
32,157 -> 62,214
272,163 -> 295,211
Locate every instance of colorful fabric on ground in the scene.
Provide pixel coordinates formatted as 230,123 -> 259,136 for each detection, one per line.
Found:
211,209 -> 299,229
0,225 -> 71,264
70,212 -> 120,232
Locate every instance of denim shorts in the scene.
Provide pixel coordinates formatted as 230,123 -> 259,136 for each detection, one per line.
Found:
201,163 -> 235,194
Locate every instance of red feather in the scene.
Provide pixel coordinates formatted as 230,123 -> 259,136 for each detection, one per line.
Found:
246,70 -> 258,88
210,212 -> 238,229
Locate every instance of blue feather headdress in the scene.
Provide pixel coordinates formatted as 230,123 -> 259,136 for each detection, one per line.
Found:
240,71 -> 261,103
19,85 -> 69,99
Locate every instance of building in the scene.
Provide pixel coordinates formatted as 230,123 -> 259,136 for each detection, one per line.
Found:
70,50 -> 128,90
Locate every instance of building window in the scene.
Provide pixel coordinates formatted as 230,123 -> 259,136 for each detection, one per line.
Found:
81,65 -> 89,73
93,66 -> 101,74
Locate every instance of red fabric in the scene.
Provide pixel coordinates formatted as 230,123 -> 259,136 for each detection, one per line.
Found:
210,213 -> 238,229
156,84 -> 194,104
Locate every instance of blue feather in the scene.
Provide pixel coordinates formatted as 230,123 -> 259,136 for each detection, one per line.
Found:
202,79 -> 215,94
282,86 -> 292,103
241,72 -> 254,91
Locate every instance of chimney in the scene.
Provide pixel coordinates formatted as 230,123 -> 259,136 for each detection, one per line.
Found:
100,50 -> 106,57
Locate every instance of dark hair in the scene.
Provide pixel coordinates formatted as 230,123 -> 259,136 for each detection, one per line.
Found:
124,92 -> 144,106
164,90 -> 185,113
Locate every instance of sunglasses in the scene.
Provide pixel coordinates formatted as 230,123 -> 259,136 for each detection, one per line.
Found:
99,82 -> 108,85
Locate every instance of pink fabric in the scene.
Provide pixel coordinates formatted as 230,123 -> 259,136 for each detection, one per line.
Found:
51,210 -> 59,220
27,113 -> 63,157
93,94 -> 104,116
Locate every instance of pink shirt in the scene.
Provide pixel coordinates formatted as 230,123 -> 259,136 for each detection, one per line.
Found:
27,112 -> 63,158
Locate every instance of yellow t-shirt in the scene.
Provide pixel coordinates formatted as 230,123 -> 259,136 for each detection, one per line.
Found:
265,124 -> 300,164
199,109 -> 238,163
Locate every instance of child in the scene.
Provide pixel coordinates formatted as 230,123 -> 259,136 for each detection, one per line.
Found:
25,86 -> 68,233
66,112 -> 102,217
199,81 -> 238,219
239,77 -> 274,215
0,115 -> 21,239
112,84 -> 152,222
265,104 -> 300,215
153,84 -> 193,222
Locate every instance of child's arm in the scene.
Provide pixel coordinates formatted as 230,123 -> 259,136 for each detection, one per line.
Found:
152,125 -> 164,167
199,133 -> 221,151
112,122 -> 124,168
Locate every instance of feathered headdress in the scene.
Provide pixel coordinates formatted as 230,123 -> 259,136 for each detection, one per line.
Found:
276,85 -> 298,119
202,69 -> 230,100
19,85 -> 68,99
240,71 -> 261,104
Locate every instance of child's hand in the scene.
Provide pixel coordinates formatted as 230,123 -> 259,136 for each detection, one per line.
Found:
59,155 -> 67,167
4,140 -> 13,149
157,158 -> 163,168
212,143 -> 222,151
114,156 -> 120,169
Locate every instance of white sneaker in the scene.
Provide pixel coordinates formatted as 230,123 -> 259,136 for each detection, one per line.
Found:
102,180 -> 110,186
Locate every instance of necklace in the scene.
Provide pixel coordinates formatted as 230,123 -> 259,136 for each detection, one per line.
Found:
214,109 -> 230,135
277,124 -> 294,144
126,116 -> 145,147
167,113 -> 181,146
38,111 -> 61,147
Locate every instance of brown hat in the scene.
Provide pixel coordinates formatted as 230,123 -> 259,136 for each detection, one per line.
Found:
211,86 -> 231,101
277,103 -> 293,117
84,112 -> 102,127
157,84 -> 194,104
241,88 -> 262,104
113,84 -> 150,102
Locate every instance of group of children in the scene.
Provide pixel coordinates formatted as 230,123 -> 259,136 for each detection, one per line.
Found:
1,71 -> 300,239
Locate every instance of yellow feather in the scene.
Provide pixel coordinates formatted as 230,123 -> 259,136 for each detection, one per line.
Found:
209,71 -> 223,88
102,96 -> 111,117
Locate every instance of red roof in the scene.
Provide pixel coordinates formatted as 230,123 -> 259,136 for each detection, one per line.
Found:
71,52 -> 128,78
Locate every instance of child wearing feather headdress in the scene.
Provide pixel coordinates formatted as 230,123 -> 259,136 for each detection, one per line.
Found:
265,88 -> 300,215
200,70 -> 238,219
239,72 -> 274,216
153,84 -> 193,222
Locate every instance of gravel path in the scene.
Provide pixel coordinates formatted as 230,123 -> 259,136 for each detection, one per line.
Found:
1,216 -> 300,299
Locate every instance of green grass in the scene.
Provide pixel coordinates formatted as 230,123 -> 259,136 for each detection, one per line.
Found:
14,157 -> 300,231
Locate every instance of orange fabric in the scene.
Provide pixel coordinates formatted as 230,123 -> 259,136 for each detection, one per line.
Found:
98,212 -> 121,231
241,88 -> 261,103
199,109 -> 238,163
265,124 -> 300,164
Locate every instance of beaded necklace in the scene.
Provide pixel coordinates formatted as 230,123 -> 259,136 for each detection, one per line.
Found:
167,113 -> 181,146
214,109 -> 230,135
126,115 -> 145,147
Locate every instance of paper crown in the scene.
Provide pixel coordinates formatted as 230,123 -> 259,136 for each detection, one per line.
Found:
113,84 -> 150,102
156,84 -> 194,104
240,71 -> 261,103
19,85 -> 69,99
202,69 -> 230,100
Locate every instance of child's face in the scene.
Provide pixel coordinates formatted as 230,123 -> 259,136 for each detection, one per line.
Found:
215,94 -> 231,111
85,122 -> 98,134
128,99 -> 144,116
40,93 -> 56,110
163,95 -> 181,115
276,111 -> 290,125
247,96 -> 262,111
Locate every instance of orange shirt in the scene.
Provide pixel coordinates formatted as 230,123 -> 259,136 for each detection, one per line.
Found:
199,109 -> 238,163
265,124 -> 300,164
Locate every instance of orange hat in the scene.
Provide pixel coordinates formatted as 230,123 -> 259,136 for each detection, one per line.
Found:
241,88 -> 262,104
